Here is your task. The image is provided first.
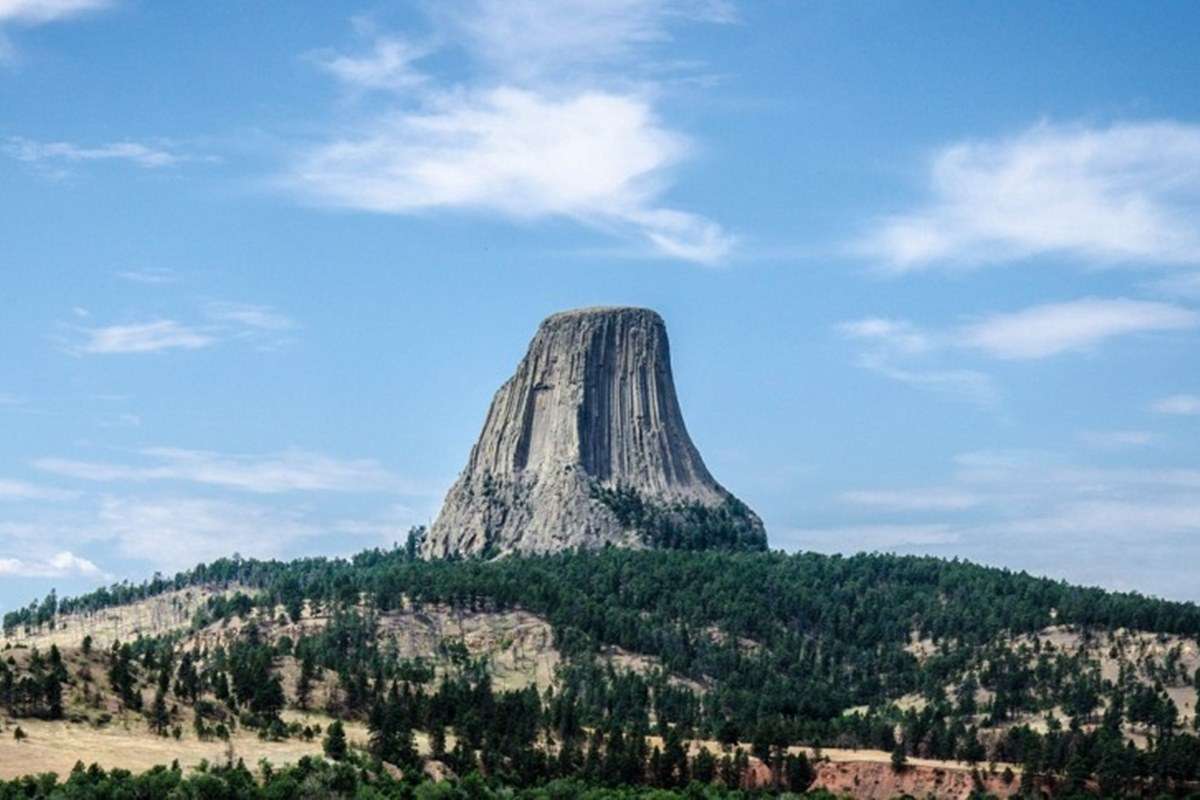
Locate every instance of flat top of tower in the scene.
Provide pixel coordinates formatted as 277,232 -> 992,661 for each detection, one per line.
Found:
540,306 -> 663,325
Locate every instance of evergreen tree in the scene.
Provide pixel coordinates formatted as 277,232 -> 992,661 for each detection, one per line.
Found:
297,653 -> 316,710
150,689 -> 170,736
323,720 -> 348,761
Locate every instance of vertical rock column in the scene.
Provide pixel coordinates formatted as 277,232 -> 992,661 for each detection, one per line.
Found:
423,306 -> 763,558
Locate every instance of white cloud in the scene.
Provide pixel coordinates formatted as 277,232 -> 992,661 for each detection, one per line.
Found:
442,0 -> 736,83
289,2 -> 734,264
0,1 -> 111,66
6,137 -> 183,168
854,352 -> 999,408
858,120 -> 1200,271
98,412 -> 141,429
838,298 -> 1197,402
73,320 -> 215,354
96,496 -> 318,571
0,478 -> 76,501
35,447 -> 412,494
1150,272 -> 1200,299
291,87 -> 732,263
838,318 -> 932,354
0,550 -> 100,578
317,35 -> 430,92
1152,394 -> 1200,415
1077,430 -> 1155,448
0,0 -> 108,24
995,498 -> 1200,539
780,523 -> 960,552
92,494 -> 436,572
331,502 -> 432,550
115,267 -> 178,285
837,318 -> 998,408
0,491 -> 433,577
797,449 -> 1200,599
839,488 -> 981,511
205,302 -> 295,331
962,298 -> 1198,360
65,303 -> 295,355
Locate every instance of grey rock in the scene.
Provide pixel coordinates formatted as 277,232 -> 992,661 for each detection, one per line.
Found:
423,306 -> 764,558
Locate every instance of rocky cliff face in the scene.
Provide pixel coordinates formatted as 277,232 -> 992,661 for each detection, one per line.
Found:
423,307 -> 765,559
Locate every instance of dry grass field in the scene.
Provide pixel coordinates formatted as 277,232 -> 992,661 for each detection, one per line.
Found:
0,712 -> 372,780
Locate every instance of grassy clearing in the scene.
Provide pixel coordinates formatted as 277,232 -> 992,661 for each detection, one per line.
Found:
0,711 -> 370,779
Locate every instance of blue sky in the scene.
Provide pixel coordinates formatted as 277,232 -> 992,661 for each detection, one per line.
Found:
3,0 -> 1200,609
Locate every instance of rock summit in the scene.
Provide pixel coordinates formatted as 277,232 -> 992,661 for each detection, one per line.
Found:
423,307 -> 765,558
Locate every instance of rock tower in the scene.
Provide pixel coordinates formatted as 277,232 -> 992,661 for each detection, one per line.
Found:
423,307 -> 765,558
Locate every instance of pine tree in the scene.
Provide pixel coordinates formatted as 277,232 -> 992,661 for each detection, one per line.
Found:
43,671 -> 63,720
296,653 -> 316,710
691,747 -> 717,784
323,720 -> 348,761
785,752 -> 815,792
151,689 -> 170,735
175,652 -> 200,705
430,724 -> 446,760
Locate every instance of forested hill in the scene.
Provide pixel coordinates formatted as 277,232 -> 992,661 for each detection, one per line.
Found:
11,543 -> 1200,646
6,544 -> 1200,793
8,544 -> 1200,725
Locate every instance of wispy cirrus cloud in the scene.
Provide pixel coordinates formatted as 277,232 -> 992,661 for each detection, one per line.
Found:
0,478 -> 77,501
961,298 -> 1199,359
792,449 -> 1200,600
5,137 -> 185,169
95,496 -> 319,570
441,0 -> 736,82
838,297 -> 1198,406
205,302 -> 296,332
315,34 -> 431,92
0,489 -> 434,577
852,352 -> 999,409
1077,430 -> 1155,449
780,523 -> 960,552
856,120 -> 1200,271
838,317 -> 998,407
62,302 -> 296,355
71,319 -> 215,354
839,488 -> 981,511
1152,394 -> 1200,415
837,318 -> 931,355
35,447 -> 415,494
0,0 -> 113,66
0,550 -> 101,578
115,267 -> 178,285
0,0 -> 109,24
1152,395 -> 1200,417
286,1 -> 736,264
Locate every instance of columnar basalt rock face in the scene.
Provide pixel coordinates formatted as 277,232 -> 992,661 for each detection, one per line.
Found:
423,307 -> 765,558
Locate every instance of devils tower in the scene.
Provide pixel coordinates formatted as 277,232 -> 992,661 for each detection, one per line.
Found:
423,307 -> 765,558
